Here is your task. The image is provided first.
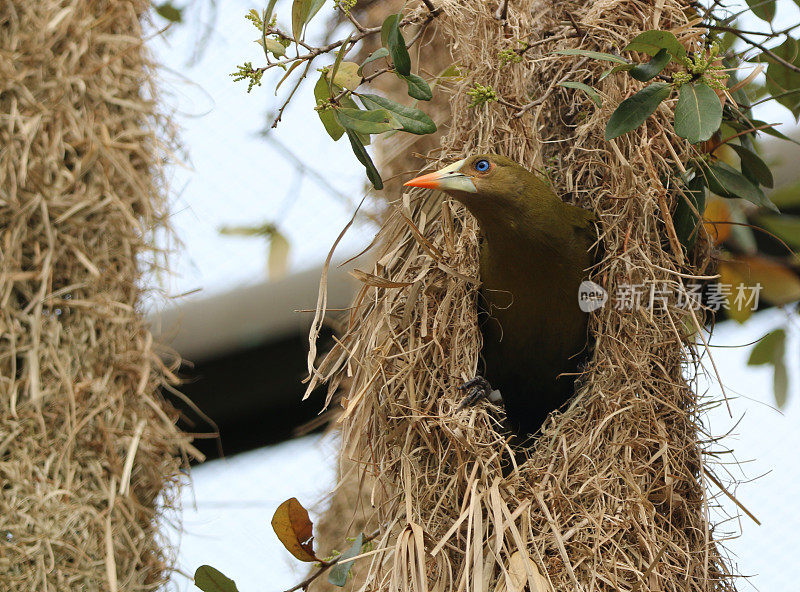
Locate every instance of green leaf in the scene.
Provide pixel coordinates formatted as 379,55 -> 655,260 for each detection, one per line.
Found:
755,213 -> 800,248
328,533 -> 364,587
382,14 -> 411,76
553,48 -> 629,64
748,328 -> 785,365
720,29 -> 737,51
360,94 -> 436,134
308,0 -> 326,21
219,223 -> 279,237
265,0 -> 279,21
359,48 -> 390,75
673,82 -> 723,144
728,201 -> 758,254
673,175 -> 706,250
380,14 -> 393,47
194,566 -> 239,592
599,63 -> 634,81
291,0 -> 326,41
438,64 -> 464,78
748,119 -> 800,146
762,38 -> 800,118
346,130 -> 383,189
335,107 -> 400,135
314,74 -> 344,141
728,144 -> 774,188
605,82 -> 672,140
558,81 -> 602,107
276,59 -> 304,92
701,161 -> 776,210
623,30 -> 686,58
629,48 -> 672,82
154,2 -> 183,22
292,0 -> 311,41
748,327 -> 789,408
401,73 -> 433,100
746,0 -> 776,23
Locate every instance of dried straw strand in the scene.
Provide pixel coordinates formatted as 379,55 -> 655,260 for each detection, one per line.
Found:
0,1 -> 191,589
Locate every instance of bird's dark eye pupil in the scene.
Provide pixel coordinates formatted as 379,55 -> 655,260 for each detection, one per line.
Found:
475,159 -> 490,172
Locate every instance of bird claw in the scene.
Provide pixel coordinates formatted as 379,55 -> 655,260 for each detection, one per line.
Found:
456,376 -> 497,410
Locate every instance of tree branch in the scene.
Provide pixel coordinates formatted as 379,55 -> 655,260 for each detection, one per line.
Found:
255,6 -> 443,128
749,88 -> 800,108
708,25 -> 800,73
280,528 -> 382,592
421,0 -> 442,16
271,61 -> 313,128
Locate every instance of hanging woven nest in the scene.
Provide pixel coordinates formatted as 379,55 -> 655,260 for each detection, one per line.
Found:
307,0 -> 737,591
0,1 -> 192,589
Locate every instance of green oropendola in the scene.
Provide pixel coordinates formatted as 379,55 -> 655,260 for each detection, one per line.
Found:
405,154 -> 597,435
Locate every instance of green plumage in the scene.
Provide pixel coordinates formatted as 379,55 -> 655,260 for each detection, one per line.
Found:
437,154 -> 596,434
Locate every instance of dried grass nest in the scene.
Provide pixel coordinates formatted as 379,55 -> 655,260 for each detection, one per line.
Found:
305,1 -> 740,591
0,1 -> 192,589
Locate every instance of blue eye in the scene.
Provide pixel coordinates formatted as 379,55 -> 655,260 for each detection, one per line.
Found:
474,159 -> 490,172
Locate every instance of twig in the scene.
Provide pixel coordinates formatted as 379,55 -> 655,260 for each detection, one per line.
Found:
565,12 -> 585,37
511,57 -> 590,117
342,9 -> 366,33
709,25 -> 800,73
261,15 -> 419,76
259,7 -> 443,128
421,0 -> 442,16
406,12 -> 438,48
495,96 -> 524,110
280,528 -> 382,592
708,121 -> 777,150
494,0 -> 509,21
705,471 -> 761,525
272,61 -> 313,128
749,87 -> 800,107
516,32 -> 571,56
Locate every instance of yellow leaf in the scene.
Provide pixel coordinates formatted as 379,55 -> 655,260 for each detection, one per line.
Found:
268,231 -> 290,280
328,62 -> 362,91
737,255 -> 800,304
711,143 -> 738,167
271,498 -> 318,562
255,37 -> 286,58
718,260 -> 752,323
720,255 -> 800,323
702,197 -> 731,244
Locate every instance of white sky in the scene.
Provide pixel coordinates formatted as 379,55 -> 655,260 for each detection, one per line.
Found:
148,1 -> 800,590
150,0 -> 378,303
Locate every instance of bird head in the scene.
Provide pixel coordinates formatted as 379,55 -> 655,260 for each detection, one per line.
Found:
404,154 -> 555,228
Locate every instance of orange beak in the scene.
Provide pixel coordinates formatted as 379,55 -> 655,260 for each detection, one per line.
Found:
403,170 -> 445,190
403,159 -> 477,193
